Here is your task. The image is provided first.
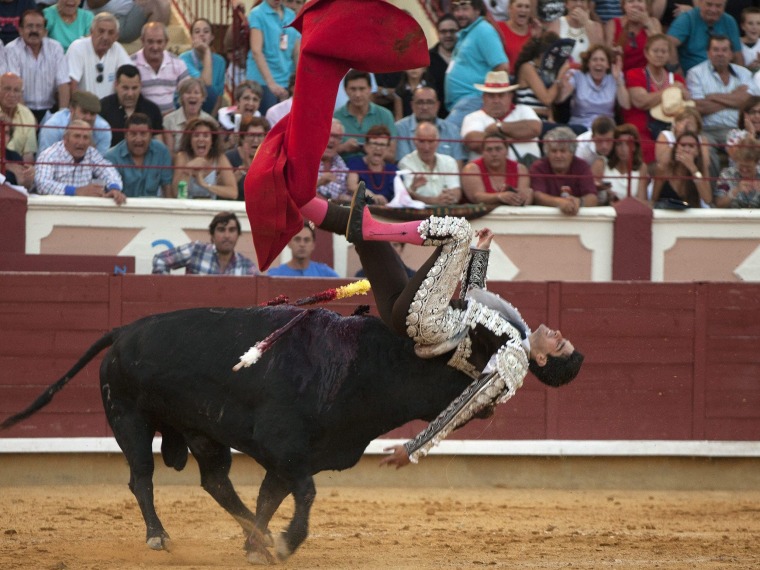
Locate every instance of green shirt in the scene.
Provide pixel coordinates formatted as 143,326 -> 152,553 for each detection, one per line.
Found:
43,6 -> 93,52
334,102 -> 397,160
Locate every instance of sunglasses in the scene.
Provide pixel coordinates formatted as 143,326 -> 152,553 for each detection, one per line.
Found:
96,62 -> 104,83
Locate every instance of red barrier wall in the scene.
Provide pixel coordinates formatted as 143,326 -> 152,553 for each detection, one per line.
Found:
1,274 -> 759,441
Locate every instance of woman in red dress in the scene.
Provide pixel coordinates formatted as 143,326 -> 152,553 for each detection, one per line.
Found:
604,0 -> 662,72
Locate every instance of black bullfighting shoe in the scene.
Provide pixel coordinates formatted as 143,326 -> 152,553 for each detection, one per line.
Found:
346,180 -> 368,243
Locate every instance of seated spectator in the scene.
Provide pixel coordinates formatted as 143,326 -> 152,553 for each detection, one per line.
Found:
35,119 -> 125,204
66,12 -> 131,99
591,123 -> 650,203
163,78 -> 216,152
345,124 -> 398,205
650,131 -> 713,207
689,35 -> 758,148
172,117 -> 237,200
84,0 -> 171,45
316,119 -> 350,202
39,91 -> 112,156
725,96 -> 760,149
714,135 -> 760,207
394,85 -> 465,165
226,115 -> 269,200
99,64 -> 164,146
393,67 -> 433,120
6,8 -> 70,125
654,107 -> 712,173
218,80 -> 263,132
334,69 -> 397,162
460,132 -> 532,205
0,0 -> 36,45
398,122 -> 462,206
0,72 -> 36,163
461,70 -> 542,163
557,44 -> 630,132
741,7 -> 760,74
604,0 -> 662,72
575,115 -> 616,166
104,112 -> 172,197
497,0 -> 537,77
43,0 -> 94,53
623,34 -> 689,163
152,211 -> 258,275
180,18 -> 226,114
131,22 -> 190,115
668,0 -> 742,74
2,146 -> 33,189
514,32 -> 570,123
427,14 -> 457,119
268,221 -> 339,277
546,0 -> 604,65
530,126 -> 599,215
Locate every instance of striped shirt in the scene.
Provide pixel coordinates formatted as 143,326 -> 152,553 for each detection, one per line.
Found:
35,141 -> 122,195
152,242 -> 258,276
132,50 -> 189,114
5,36 -> 69,112
316,155 -> 348,200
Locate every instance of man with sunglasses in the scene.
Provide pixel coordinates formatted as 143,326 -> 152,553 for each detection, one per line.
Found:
65,12 -> 131,99
444,0 -> 509,131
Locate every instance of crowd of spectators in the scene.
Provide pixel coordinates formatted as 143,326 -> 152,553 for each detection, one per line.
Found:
2,0 -> 760,236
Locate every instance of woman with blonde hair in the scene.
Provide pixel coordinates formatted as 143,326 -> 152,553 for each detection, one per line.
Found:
172,117 -> 237,200
163,77 -> 216,152
654,107 -> 711,173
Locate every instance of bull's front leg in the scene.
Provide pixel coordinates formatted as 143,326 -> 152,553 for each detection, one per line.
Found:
274,475 -> 316,561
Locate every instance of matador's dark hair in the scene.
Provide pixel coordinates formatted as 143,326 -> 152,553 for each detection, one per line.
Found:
529,350 -> 584,387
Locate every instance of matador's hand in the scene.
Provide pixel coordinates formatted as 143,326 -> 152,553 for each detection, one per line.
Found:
379,445 -> 411,469
475,228 -> 494,250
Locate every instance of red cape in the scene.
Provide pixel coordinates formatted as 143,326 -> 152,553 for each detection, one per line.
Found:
244,0 -> 429,270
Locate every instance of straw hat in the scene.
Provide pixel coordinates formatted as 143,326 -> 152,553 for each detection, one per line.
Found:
474,70 -> 519,93
650,86 -> 695,123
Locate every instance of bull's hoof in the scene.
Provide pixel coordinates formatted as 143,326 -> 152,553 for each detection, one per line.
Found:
246,550 -> 276,565
274,533 -> 292,561
146,532 -> 172,551
245,528 -> 276,565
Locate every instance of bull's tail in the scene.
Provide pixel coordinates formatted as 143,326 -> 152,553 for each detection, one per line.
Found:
0,330 -> 117,431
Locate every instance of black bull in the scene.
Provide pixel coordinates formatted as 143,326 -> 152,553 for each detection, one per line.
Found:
1,305 -> 475,563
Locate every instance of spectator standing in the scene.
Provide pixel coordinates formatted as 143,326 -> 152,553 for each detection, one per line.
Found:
688,34 -> 758,147
398,122 -> 462,206
557,44 -> 630,132
104,112 -> 172,197
546,0 -> 604,65
66,12 -> 131,99
334,70 -> 397,162
394,85 -> 465,164
444,0 -> 509,129
345,124 -> 398,205
84,0 -> 171,44
316,119 -> 349,202
530,126 -> 599,215
246,0 -> 300,115
427,13 -> 458,119
604,0 -> 662,72
267,221 -> 339,277
461,70 -> 542,163
461,132 -> 532,205
131,22 -> 189,115
39,90 -> 112,155
668,0 -> 743,73
650,131 -> 712,207
163,77 -> 215,151
99,63 -> 163,146
43,0 -> 93,52
226,115 -> 269,200
179,18 -> 226,114
0,72 -> 36,161
264,76 -> 292,127
35,119 -> 125,204
497,0 -> 538,77
172,117 -> 237,200
6,8 -> 70,125
0,0 -> 36,45
152,211 -> 258,275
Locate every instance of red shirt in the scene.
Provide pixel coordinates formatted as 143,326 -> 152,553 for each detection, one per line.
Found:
497,22 -> 531,76
612,19 -> 648,72
529,156 -> 597,198
473,157 -> 520,193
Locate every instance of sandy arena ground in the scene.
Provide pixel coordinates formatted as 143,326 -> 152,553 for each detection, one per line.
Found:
1,485 -> 759,569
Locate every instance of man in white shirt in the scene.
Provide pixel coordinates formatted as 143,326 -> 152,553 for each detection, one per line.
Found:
461,70 -> 542,163
398,122 -> 461,205
575,116 -> 616,165
66,12 -> 131,99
